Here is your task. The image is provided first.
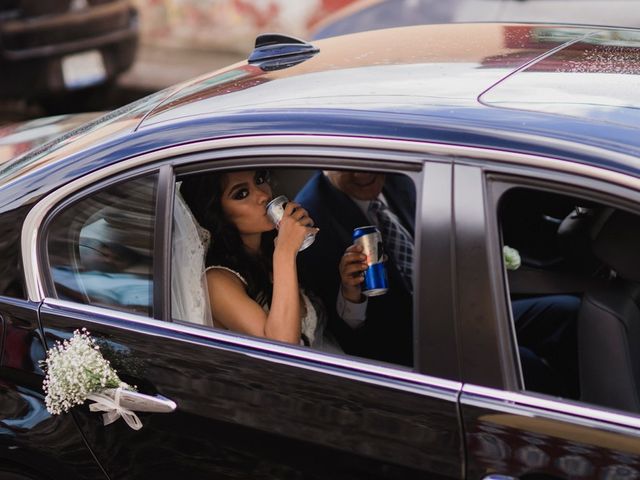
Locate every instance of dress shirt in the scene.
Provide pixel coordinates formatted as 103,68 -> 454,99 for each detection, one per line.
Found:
335,194 -> 393,327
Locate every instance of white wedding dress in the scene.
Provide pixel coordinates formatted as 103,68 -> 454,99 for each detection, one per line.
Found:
205,265 -> 342,353
171,188 -> 213,327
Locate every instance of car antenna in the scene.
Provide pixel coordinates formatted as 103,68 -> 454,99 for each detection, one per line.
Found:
248,33 -> 319,71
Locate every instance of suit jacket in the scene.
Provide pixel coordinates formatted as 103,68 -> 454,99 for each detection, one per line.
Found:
295,172 -> 415,366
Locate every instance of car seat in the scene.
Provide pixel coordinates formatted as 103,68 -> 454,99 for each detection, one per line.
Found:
578,208 -> 640,412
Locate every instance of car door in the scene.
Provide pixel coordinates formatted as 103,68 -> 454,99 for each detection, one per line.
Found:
33,144 -> 463,479
454,160 -> 640,479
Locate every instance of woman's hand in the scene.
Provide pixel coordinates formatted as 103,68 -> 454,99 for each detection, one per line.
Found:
339,244 -> 367,303
269,201 -> 314,344
274,201 -> 318,255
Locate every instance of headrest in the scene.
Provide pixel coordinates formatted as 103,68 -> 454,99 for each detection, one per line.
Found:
592,208 -> 640,282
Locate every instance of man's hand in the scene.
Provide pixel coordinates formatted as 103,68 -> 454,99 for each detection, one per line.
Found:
339,244 -> 368,303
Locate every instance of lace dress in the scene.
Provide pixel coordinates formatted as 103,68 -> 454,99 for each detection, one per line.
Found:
171,190 -> 213,327
206,266 -> 342,353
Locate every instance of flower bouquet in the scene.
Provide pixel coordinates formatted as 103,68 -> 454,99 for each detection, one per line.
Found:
503,245 -> 521,271
42,328 -> 143,430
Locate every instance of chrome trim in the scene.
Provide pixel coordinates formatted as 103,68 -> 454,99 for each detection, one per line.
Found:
462,383 -> 640,432
40,297 -> 461,400
112,389 -> 177,413
22,134 -> 640,304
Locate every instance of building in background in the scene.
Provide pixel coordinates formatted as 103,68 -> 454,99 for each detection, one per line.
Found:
133,0 -> 357,54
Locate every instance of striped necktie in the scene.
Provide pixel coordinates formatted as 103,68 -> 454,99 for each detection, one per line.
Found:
368,199 -> 414,293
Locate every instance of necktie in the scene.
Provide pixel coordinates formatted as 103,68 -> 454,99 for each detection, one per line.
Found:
368,199 -> 414,293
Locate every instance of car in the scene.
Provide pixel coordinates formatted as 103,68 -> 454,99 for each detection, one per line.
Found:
2,22 -> 640,479
0,0 -> 138,110
310,0 -> 640,39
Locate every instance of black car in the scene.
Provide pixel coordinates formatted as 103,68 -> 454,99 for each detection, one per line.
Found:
0,0 -> 138,106
2,23 -> 640,479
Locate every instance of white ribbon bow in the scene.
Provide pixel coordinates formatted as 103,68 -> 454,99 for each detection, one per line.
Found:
87,387 -> 143,431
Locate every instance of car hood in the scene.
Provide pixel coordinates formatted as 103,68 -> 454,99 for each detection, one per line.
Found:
0,112 -> 103,165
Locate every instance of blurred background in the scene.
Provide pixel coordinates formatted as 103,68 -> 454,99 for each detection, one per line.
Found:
0,0 -> 360,124
1,0 -> 639,125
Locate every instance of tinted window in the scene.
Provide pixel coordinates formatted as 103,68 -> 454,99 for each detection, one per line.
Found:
172,167 -> 417,367
498,185 -> 640,414
46,174 -> 158,316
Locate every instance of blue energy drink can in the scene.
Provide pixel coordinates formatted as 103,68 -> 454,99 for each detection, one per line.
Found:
353,225 -> 388,297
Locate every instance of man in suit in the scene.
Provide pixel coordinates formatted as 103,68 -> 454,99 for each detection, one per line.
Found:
296,170 -> 415,366
296,170 -> 579,395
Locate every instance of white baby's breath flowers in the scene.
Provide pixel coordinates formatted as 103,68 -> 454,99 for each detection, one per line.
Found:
503,245 -> 521,271
42,328 -> 133,415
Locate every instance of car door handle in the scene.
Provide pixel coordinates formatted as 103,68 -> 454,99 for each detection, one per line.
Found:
483,475 -> 518,480
106,388 -> 177,413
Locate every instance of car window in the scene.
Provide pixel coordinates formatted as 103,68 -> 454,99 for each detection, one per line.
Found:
497,184 -> 640,415
46,174 -> 158,316
171,166 -> 417,368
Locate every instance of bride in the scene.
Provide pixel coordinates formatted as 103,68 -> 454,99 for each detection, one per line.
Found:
178,169 -> 343,352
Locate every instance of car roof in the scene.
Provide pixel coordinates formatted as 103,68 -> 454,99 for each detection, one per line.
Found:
1,23 -> 640,212
138,24 -> 640,155
141,23 -> 589,127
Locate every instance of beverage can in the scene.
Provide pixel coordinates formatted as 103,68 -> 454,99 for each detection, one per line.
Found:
266,195 -> 316,251
353,225 -> 388,296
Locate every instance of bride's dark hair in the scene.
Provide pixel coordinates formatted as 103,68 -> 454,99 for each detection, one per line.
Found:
180,171 -> 276,306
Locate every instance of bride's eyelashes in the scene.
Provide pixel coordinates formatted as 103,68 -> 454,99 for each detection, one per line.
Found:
255,170 -> 270,185
231,187 -> 249,200
227,172 -> 272,201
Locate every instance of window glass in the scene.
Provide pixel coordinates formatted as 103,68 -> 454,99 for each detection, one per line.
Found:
499,185 -> 640,414
172,167 -> 416,368
47,174 -> 157,316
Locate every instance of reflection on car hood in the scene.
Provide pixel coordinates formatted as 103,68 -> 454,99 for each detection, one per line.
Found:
141,24 -> 587,128
0,112 -> 103,165
0,86 -> 175,190
481,29 -> 640,129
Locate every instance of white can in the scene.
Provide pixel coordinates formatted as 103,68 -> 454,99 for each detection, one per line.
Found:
266,195 -> 316,251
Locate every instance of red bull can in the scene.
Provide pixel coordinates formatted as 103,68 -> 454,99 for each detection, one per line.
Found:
353,225 -> 388,296
266,195 -> 316,251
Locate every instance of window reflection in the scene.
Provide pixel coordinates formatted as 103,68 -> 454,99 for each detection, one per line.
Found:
47,175 -> 157,316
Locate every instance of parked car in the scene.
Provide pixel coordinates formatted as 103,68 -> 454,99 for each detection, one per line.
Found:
0,0 -> 138,110
2,23 -> 640,479
311,0 -> 640,39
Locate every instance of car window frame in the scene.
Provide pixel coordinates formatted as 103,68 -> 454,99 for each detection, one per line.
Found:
39,167 -> 163,317
478,158 -> 640,405
169,151 -> 445,374
30,137 -> 462,382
